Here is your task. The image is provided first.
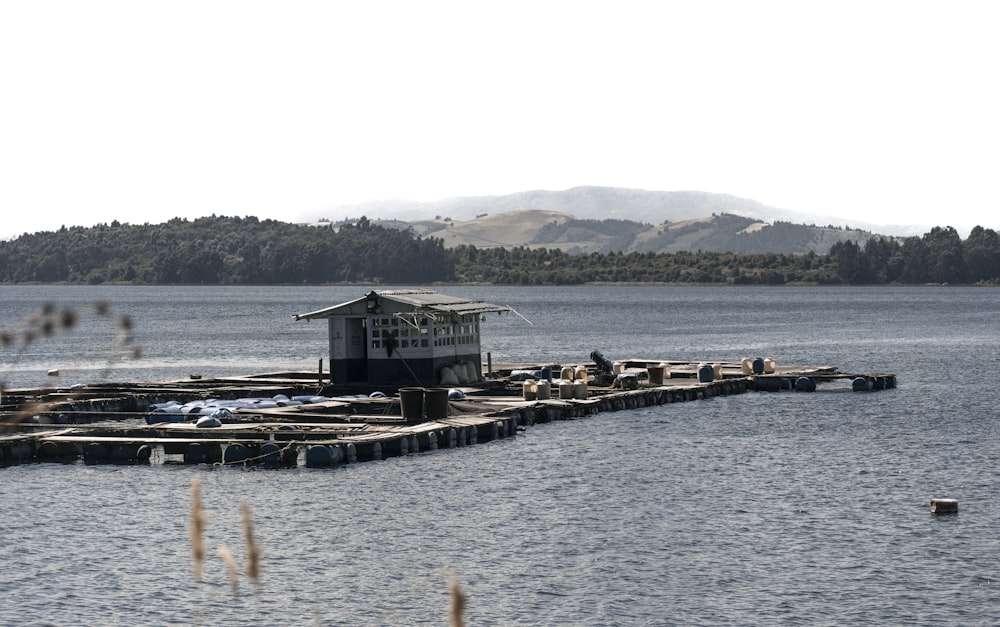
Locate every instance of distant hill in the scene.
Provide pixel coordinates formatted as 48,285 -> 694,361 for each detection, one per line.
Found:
328,187 -> 785,222
323,209 -> 882,255
313,187 -> 896,254
319,186 -> 922,236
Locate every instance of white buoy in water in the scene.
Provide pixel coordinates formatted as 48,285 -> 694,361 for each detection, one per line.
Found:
47,369 -> 60,377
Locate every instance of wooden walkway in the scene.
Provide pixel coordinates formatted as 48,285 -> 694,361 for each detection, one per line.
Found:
0,359 -> 895,468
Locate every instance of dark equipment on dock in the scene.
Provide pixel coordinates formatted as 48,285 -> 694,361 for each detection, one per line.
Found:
590,350 -> 614,373
590,350 -> 619,386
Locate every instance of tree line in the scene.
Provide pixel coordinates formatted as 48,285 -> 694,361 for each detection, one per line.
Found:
0,216 -> 452,285
0,217 -> 998,285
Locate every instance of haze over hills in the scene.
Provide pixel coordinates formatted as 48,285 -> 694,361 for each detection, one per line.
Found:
312,187 -> 915,255
319,186 -> 935,238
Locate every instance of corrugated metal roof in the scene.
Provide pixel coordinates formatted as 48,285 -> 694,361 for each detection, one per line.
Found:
292,295 -> 365,320
294,289 -> 511,320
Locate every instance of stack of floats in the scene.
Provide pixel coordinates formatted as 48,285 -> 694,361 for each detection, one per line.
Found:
0,357 -> 895,469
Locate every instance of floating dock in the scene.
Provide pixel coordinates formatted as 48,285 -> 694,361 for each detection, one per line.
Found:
0,357 -> 895,468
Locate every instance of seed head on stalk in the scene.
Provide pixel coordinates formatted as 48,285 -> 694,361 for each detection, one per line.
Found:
189,476 -> 210,582
1,300 -> 142,431
241,498 -> 261,592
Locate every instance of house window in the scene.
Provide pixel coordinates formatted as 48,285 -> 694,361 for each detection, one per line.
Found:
431,314 -> 481,347
371,316 -> 407,351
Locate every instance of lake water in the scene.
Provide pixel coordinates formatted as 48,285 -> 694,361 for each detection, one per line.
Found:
1,285 -> 999,625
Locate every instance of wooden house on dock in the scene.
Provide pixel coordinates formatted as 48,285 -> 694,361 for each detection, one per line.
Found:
294,289 -> 512,386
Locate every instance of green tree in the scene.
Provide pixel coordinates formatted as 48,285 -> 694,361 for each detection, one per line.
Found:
963,226 -> 1000,283
923,226 -> 966,283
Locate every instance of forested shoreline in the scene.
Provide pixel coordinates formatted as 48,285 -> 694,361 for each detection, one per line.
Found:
1,215 -> 998,286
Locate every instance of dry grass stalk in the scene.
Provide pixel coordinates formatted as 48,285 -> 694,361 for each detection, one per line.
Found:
241,498 -> 261,591
217,545 -> 240,596
189,476 -> 209,582
1,300 -> 142,432
448,573 -> 467,627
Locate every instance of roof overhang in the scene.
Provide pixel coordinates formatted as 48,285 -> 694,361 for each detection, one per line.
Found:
294,289 -> 512,321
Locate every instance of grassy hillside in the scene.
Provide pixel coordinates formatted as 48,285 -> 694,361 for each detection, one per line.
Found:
386,210 -> 879,255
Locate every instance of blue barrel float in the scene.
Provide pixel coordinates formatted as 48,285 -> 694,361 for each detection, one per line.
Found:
223,443 -> 253,465
184,442 -> 223,465
383,435 -> 410,457
794,377 -> 816,392
343,442 -> 358,463
83,442 -> 111,465
852,377 -> 873,392
417,430 -> 438,451
697,364 -> 715,383
477,421 -> 500,442
755,377 -> 791,392
305,444 -> 345,468
260,442 -> 297,467
260,442 -> 281,467
110,443 -> 151,464
353,441 -> 382,462
755,377 -> 782,392
36,440 -> 79,462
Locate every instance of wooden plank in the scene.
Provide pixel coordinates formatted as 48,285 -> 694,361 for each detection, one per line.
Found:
0,428 -> 76,442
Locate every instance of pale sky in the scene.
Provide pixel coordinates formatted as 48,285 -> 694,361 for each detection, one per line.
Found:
2,1 -> 998,240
